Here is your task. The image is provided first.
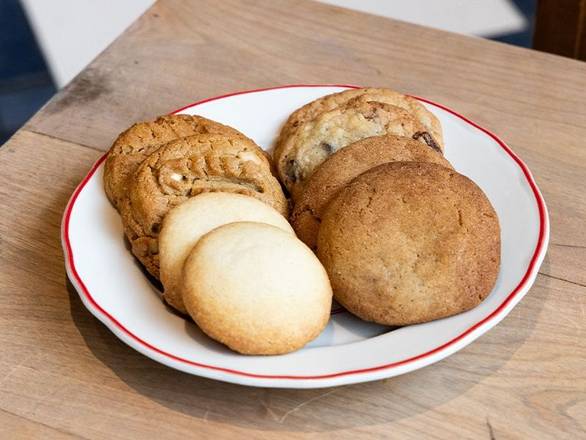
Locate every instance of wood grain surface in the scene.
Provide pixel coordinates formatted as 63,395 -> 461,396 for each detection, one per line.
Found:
1,0 -> 585,438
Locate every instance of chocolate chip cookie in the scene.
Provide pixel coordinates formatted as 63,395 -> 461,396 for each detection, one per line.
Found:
276,99 -> 438,198
275,87 -> 443,173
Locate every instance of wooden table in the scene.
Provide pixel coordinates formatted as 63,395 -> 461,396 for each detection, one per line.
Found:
1,1 -> 585,438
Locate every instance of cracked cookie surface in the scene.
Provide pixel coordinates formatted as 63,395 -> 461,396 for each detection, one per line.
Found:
317,162 -> 500,326
123,134 -> 287,278
291,135 -> 453,250
104,114 -> 245,210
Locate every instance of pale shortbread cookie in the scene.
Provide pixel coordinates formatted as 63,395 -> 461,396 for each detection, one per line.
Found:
182,222 -> 332,355
159,193 -> 294,314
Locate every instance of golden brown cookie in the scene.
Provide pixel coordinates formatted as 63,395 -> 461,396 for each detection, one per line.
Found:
275,99 -> 438,199
291,135 -> 453,250
182,222 -> 332,355
104,114 -> 245,210
317,162 -> 500,326
123,134 -> 287,278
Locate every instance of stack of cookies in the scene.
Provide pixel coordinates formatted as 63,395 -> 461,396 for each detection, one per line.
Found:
159,193 -> 332,355
277,87 -> 500,326
103,115 -> 332,355
103,115 -> 288,279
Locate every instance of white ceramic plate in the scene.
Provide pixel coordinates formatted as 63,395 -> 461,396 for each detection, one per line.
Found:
62,85 -> 549,388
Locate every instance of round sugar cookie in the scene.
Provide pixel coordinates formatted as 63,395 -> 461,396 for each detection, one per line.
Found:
182,222 -> 332,355
159,193 -> 294,314
291,134 -> 453,250
317,162 -> 500,326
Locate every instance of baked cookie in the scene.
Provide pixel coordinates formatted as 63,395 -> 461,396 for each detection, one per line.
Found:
291,135 -> 453,250
275,87 -> 443,172
159,193 -> 294,314
317,162 -> 500,326
182,222 -> 332,355
104,114 -> 245,210
124,134 -> 287,278
275,99 -> 438,198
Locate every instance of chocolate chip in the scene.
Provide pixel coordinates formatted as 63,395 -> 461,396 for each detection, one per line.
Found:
151,223 -> 161,234
321,142 -> 335,155
286,159 -> 300,183
412,131 -> 441,153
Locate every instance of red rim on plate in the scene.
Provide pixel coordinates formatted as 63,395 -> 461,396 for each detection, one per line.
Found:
62,84 -> 548,382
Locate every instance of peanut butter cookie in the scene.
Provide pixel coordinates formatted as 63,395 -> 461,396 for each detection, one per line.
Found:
104,114 -> 245,210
